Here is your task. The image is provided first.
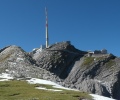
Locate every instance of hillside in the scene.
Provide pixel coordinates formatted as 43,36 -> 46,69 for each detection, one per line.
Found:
0,42 -> 120,99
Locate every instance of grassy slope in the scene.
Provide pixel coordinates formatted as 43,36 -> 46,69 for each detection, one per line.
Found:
82,57 -> 95,66
0,80 -> 93,100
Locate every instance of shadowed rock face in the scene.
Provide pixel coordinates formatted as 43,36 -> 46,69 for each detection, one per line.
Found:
32,42 -> 87,79
0,42 -> 120,99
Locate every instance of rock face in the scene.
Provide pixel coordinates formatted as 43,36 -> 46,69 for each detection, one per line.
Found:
0,42 -> 120,99
32,42 -> 87,79
0,45 -> 52,79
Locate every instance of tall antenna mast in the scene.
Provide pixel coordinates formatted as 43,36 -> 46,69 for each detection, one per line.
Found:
45,7 -> 49,48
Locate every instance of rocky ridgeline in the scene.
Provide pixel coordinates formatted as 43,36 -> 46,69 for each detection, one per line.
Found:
32,42 -> 87,77
0,45 -> 52,79
0,42 -> 120,99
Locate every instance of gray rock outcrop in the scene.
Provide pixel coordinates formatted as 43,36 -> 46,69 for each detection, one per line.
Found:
0,42 -> 120,99
0,45 -> 52,79
31,42 -> 120,99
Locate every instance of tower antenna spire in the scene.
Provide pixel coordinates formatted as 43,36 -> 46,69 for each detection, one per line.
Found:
45,7 -> 49,48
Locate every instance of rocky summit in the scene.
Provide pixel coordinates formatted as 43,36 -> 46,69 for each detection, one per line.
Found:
0,42 -> 120,100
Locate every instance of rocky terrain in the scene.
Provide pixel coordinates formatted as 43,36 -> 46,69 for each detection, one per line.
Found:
0,42 -> 120,99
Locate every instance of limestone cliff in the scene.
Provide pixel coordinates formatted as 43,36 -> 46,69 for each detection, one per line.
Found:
31,42 -> 120,100
0,42 -> 120,99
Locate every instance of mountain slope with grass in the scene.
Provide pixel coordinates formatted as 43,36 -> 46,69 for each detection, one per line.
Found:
0,73 -> 93,100
0,73 -> 115,100
0,42 -> 120,99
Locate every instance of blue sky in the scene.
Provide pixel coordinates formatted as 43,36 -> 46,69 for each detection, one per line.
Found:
0,0 -> 120,56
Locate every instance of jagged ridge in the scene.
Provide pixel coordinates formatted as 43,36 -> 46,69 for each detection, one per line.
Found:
0,42 -> 120,99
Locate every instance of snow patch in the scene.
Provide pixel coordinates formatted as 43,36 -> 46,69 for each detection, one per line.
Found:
27,78 -> 78,91
16,58 -> 24,61
5,69 -> 9,72
32,48 -> 38,51
35,87 -> 62,91
0,73 -> 13,81
90,94 -> 116,100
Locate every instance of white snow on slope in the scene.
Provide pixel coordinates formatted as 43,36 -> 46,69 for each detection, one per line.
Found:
0,73 -> 116,100
27,78 -> 78,91
36,87 -> 62,91
27,78 -> 116,100
0,73 -> 13,81
90,94 -> 116,100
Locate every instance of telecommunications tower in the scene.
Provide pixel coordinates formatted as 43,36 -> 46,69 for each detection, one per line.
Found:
45,7 -> 49,48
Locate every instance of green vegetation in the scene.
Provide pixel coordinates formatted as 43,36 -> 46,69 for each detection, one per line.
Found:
96,57 -> 105,61
106,60 -> 115,68
0,80 -> 93,100
82,57 -> 95,66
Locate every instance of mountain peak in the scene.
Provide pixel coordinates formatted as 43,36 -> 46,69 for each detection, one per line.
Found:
0,42 -> 120,99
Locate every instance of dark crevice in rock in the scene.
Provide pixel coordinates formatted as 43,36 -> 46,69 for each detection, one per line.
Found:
112,72 -> 120,100
59,55 -> 84,79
